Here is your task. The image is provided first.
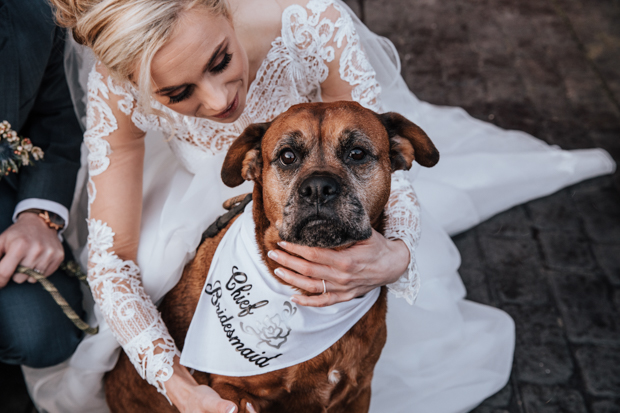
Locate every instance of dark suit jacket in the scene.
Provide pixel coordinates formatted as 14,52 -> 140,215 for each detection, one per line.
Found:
0,0 -> 83,232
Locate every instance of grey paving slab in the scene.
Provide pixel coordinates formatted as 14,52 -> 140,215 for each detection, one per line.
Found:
554,0 -> 620,105
538,231 -> 598,272
549,271 -> 620,344
592,244 -> 620,287
575,345 -> 620,398
504,304 -> 574,385
525,189 -> 583,233
573,183 -> 620,244
591,400 -> 620,413
520,384 -> 589,413
477,206 -> 533,238
478,236 -> 542,269
478,236 -> 553,304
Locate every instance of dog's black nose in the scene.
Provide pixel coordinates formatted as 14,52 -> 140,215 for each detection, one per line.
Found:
298,175 -> 341,204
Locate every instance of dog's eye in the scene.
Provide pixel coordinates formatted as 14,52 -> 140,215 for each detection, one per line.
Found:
280,149 -> 297,165
349,148 -> 366,161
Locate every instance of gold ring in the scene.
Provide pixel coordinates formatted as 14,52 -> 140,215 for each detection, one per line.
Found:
322,279 -> 327,294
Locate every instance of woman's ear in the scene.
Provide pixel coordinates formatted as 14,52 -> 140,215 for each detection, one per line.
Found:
221,122 -> 271,187
379,112 -> 440,171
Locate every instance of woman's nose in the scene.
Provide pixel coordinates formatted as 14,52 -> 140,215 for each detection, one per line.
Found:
197,80 -> 229,113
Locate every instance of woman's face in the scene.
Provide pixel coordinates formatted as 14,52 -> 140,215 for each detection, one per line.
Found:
149,7 -> 249,123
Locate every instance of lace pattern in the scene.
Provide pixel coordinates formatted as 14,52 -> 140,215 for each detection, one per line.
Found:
384,172 -> 421,304
85,69 -> 179,401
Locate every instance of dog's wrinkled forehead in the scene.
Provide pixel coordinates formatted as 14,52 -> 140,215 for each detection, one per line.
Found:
261,103 -> 390,158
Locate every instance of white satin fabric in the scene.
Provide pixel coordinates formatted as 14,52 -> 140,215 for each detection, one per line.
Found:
23,1 -> 615,412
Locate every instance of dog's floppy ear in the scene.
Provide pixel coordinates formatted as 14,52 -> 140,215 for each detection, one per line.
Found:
221,122 -> 271,187
379,112 -> 439,171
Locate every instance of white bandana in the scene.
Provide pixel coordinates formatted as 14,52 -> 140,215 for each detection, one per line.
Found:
181,203 -> 380,376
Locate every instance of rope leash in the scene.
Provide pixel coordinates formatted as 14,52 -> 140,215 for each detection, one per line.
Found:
12,193 -> 252,337
15,264 -> 99,335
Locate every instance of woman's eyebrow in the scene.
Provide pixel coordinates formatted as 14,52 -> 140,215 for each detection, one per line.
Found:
155,40 -> 226,95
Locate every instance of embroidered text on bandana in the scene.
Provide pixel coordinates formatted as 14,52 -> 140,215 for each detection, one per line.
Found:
181,203 -> 380,376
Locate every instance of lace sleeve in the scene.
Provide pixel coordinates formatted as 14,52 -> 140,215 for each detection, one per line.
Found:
86,64 -> 179,401
383,171 -> 421,304
290,0 -> 382,110
303,0 -> 419,302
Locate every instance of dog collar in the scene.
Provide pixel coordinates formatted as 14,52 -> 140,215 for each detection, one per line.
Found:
181,203 -> 380,376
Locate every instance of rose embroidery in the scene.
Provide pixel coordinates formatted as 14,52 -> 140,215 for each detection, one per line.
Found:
241,302 -> 297,349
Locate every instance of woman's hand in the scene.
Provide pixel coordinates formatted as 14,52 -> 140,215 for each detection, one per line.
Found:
165,358 -> 257,413
268,229 -> 410,307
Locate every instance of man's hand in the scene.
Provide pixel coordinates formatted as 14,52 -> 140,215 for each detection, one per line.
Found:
0,212 -> 64,288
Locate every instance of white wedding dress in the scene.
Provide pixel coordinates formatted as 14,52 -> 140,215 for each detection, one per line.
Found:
23,1 -> 615,412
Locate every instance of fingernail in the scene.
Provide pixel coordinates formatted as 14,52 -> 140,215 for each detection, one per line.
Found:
227,405 -> 236,413
278,241 -> 287,247
274,268 -> 284,277
247,402 -> 254,411
290,295 -> 299,303
267,250 -> 278,260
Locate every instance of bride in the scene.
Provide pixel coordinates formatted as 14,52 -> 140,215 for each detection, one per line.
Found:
24,0 -> 614,412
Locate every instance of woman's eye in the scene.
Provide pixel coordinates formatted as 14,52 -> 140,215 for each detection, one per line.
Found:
168,85 -> 193,104
212,52 -> 232,74
349,148 -> 366,161
279,149 -> 297,165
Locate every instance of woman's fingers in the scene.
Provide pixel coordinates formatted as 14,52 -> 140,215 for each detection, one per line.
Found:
273,267 -> 369,307
213,400 -> 237,413
277,241 -> 350,268
192,385 -> 237,413
268,249 -> 333,281
291,290 -> 357,307
273,267 -> 326,294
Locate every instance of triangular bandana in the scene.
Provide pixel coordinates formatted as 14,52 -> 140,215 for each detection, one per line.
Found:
181,203 -> 380,376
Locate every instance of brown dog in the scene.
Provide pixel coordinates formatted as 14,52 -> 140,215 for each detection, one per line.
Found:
105,101 -> 439,412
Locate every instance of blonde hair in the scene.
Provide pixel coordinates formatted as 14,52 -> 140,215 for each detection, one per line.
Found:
52,0 -> 230,109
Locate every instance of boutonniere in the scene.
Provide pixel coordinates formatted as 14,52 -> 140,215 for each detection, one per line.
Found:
0,120 -> 44,179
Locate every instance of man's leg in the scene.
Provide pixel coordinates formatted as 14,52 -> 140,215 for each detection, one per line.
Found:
0,265 -> 83,368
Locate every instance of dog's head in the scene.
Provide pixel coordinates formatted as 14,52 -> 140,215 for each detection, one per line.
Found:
221,102 -> 438,248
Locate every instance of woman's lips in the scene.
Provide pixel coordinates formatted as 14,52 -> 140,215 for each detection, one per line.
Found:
213,93 -> 239,119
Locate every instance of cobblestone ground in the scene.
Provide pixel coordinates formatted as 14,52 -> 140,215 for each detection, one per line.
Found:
2,0 -> 619,412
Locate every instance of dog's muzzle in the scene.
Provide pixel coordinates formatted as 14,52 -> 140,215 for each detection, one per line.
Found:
280,173 -> 372,248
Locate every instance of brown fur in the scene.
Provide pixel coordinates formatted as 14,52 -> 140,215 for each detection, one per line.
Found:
105,102 -> 438,412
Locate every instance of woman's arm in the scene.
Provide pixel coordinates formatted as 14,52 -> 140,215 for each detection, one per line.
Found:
270,0 -> 421,306
85,64 -> 239,413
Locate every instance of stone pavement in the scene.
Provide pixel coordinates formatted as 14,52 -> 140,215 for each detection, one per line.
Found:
1,0 -> 619,412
